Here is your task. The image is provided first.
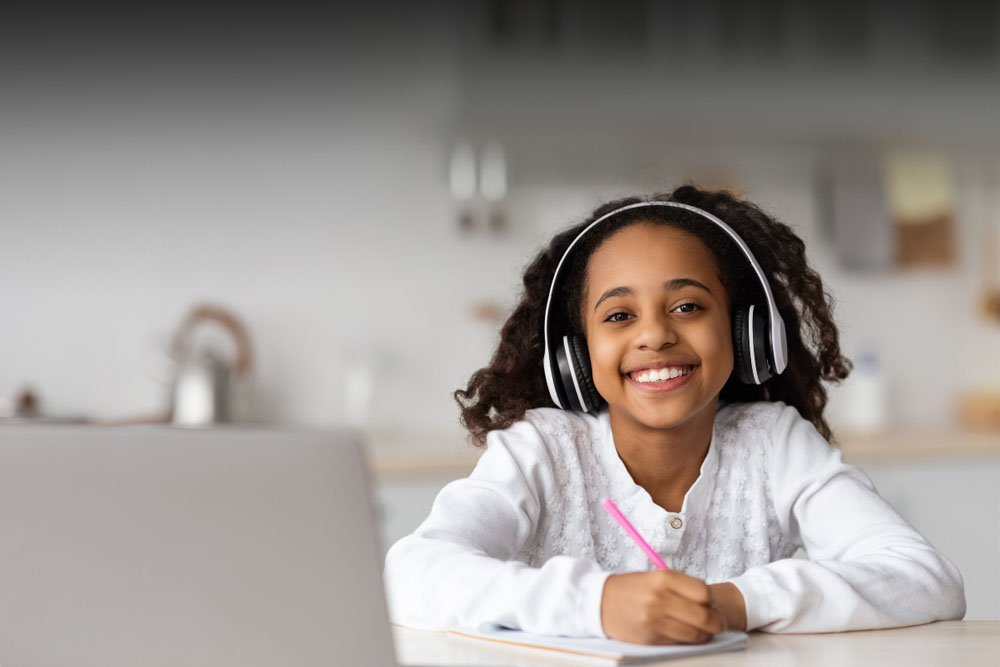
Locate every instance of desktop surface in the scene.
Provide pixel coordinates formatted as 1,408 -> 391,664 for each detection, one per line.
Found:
393,621 -> 999,666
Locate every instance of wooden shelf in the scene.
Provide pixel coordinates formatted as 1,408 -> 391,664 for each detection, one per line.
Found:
366,428 -> 1000,480
365,431 -> 481,479
837,429 -> 1000,464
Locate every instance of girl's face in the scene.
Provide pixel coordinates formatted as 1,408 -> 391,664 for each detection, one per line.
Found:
581,223 -> 734,433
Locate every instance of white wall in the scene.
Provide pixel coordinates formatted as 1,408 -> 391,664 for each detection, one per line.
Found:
2,114 -> 998,431
1,42 -> 998,434
1,62 -> 497,430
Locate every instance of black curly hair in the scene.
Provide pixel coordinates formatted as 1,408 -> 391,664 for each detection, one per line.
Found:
454,184 -> 852,446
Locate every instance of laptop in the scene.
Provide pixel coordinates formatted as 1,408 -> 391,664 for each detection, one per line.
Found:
0,423 -> 397,667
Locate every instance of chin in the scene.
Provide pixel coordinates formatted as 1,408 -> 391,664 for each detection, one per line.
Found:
626,394 -> 717,431
643,413 -> 695,431
623,404 -> 694,430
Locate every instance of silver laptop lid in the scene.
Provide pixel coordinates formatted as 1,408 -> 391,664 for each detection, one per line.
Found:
0,424 -> 396,667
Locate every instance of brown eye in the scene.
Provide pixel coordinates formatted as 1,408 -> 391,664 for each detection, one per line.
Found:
605,312 -> 632,323
673,303 -> 702,314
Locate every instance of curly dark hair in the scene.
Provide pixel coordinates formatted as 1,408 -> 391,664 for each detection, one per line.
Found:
454,184 -> 852,446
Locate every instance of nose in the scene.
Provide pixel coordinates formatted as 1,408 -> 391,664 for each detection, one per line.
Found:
634,311 -> 678,350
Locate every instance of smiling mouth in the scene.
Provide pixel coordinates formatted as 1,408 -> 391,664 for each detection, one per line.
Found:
627,365 -> 696,383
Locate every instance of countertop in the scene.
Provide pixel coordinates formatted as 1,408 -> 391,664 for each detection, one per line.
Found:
392,621 -> 1000,666
366,427 -> 1000,479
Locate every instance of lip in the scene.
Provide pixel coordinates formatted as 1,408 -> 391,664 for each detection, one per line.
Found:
623,365 -> 698,393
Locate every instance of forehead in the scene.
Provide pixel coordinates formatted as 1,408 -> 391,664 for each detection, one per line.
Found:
584,223 -> 721,296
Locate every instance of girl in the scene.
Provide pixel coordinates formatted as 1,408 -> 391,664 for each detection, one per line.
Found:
384,185 -> 965,644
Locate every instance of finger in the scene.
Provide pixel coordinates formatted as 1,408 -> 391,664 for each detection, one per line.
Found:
656,570 -> 712,605
649,616 -> 714,645
659,593 -> 727,635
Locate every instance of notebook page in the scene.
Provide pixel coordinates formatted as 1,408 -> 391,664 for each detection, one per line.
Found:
449,624 -> 748,664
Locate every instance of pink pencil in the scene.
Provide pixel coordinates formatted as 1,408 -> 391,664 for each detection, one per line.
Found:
601,497 -> 670,570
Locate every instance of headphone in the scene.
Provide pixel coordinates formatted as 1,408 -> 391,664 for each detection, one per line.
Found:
542,201 -> 788,413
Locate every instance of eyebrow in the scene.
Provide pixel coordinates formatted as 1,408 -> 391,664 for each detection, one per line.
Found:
593,278 -> 713,312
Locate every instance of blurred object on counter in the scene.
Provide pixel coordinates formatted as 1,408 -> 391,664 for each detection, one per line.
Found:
0,386 -> 40,419
980,207 -> 1000,322
828,340 -> 890,434
168,304 -> 254,427
340,342 -> 390,429
884,152 -> 957,269
959,391 -> 1000,431
981,292 -> 1000,321
0,385 -> 87,424
13,386 -> 39,418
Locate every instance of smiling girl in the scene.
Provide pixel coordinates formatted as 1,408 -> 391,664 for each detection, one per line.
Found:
383,185 -> 965,643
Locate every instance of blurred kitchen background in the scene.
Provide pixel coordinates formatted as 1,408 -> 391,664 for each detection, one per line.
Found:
1,2 -> 998,618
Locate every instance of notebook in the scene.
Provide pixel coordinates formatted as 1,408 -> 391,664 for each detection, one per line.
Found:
449,623 -> 748,664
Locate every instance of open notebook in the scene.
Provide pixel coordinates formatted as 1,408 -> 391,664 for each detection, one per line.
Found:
449,624 -> 748,664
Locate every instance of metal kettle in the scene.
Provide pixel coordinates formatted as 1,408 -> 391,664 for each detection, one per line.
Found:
168,305 -> 254,426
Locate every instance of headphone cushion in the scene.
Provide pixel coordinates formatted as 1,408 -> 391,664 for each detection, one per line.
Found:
568,335 -> 604,412
733,306 -> 773,385
732,308 -> 754,384
750,307 -> 772,384
553,338 -> 577,410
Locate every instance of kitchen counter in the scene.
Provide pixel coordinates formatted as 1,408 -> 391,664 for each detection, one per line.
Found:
366,426 -> 1000,479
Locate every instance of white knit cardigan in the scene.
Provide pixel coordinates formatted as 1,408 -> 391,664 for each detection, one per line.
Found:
384,401 -> 965,636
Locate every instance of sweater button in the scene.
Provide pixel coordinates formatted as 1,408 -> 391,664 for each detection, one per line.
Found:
669,517 -> 683,529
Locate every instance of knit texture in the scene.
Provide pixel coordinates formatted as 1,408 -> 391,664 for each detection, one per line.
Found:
384,400 -> 965,635
516,403 -> 798,580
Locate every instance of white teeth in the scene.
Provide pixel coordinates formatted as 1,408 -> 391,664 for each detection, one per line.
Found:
632,366 -> 692,383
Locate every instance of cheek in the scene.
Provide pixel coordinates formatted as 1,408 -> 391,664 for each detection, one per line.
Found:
707,320 -> 735,372
585,335 -> 620,385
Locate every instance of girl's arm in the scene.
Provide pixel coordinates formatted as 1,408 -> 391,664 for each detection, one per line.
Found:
383,419 -> 611,637
729,404 -> 966,633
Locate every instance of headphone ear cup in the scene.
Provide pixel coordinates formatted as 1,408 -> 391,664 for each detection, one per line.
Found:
733,306 -> 773,385
749,306 -> 772,384
553,337 -> 577,410
568,335 -> 605,412
732,308 -> 754,385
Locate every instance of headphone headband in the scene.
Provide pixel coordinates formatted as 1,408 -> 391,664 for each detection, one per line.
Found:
542,200 -> 788,410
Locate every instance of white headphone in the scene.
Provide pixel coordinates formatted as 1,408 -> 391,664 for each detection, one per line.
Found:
542,201 -> 789,412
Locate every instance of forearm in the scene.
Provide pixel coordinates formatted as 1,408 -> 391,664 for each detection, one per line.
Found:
385,533 -> 610,636
762,404 -> 966,633
729,550 -> 965,632
709,582 -> 747,631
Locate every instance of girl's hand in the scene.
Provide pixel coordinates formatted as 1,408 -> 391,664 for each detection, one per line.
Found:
600,570 -> 728,645
707,581 -> 747,632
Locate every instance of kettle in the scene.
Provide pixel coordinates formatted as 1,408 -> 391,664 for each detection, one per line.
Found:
168,305 -> 254,426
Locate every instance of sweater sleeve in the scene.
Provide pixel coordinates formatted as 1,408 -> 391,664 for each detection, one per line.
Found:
729,405 -> 966,633
382,418 -> 611,637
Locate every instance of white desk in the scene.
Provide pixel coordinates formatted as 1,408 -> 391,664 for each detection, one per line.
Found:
393,621 -> 999,666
